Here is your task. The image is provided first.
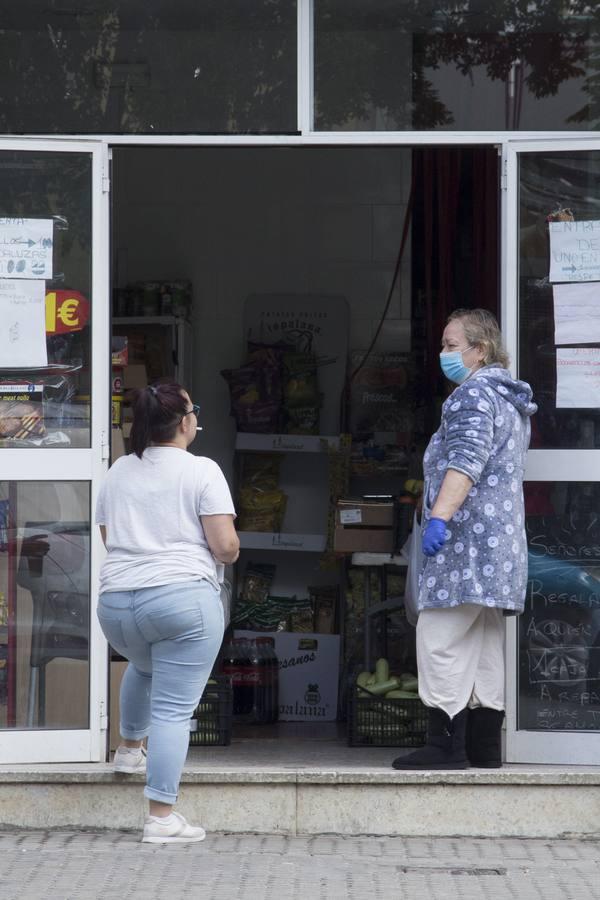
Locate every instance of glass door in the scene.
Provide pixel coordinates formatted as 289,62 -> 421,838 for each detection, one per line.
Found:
0,139 -> 109,763
504,139 -> 600,764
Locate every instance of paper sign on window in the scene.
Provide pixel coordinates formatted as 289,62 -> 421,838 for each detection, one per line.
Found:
0,217 -> 54,280
0,280 -> 48,368
556,347 -> 600,408
549,220 -> 600,283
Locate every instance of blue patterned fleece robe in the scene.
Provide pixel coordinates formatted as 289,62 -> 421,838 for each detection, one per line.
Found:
419,366 -> 537,614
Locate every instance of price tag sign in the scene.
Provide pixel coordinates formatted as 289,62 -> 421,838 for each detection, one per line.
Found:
45,290 -> 90,334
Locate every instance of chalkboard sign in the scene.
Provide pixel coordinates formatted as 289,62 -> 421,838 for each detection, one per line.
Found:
519,514 -> 600,731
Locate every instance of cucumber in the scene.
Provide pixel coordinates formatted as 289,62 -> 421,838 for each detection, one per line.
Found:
364,677 -> 401,695
356,671 -> 372,688
375,658 -> 390,683
385,690 -> 419,699
399,674 -> 419,693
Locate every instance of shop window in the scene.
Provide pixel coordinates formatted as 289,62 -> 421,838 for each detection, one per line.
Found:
0,151 -> 92,449
518,150 -> 600,450
0,482 -> 90,730
0,3 -> 297,135
315,1 -> 600,131
520,482 -> 600,732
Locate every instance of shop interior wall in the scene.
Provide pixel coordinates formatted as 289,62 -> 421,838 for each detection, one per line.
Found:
112,147 -> 412,600
112,147 -> 413,475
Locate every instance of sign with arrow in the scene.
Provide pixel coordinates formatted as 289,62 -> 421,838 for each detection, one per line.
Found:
549,219 -> 600,283
0,217 -> 53,280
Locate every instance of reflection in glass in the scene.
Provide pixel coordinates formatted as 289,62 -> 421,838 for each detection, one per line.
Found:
0,3 -> 297,135
0,482 -> 90,730
519,482 -> 600,732
315,2 -> 600,131
518,151 -> 600,450
0,152 -> 92,448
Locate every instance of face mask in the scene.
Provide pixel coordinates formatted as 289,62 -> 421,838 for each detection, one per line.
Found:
439,347 -> 474,384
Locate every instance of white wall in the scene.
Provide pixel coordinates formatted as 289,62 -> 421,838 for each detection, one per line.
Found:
113,146 -> 412,477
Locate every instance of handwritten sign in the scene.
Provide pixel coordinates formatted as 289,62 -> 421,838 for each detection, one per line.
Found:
549,219 -> 600,283
0,217 -> 54,280
0,279 -> 48,367
553,283 -> 600,344
520,518 -> 600,731
556,347 -> 600,408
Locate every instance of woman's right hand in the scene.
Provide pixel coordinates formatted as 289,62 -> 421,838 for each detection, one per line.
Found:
422,517 -> 447,557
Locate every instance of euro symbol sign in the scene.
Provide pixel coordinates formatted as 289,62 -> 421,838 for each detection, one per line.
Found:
57,298 -> 79,327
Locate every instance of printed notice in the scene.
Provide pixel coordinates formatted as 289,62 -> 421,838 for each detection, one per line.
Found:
0,217 -> 53,279
0,280 -> 48,367
553,283 -> 600,344
556,347 -> 600,408
549,219 -> 600,283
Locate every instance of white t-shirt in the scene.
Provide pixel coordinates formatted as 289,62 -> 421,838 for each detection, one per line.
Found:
95,447 -> 236,594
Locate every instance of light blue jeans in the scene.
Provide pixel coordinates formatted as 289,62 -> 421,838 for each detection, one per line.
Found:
97,580 -> 224,804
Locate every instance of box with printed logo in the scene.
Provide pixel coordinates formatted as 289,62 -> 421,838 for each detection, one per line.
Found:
234,630 -> 340,721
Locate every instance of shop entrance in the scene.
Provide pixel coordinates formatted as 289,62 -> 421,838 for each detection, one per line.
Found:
108,144 -> 502,756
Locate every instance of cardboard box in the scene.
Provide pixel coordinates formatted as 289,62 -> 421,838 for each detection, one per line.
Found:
111,426 -> 125,463
334,499 -> 395,554
123,364 -> 148,391
110,660 -> 128,752
234,630 -> 340,721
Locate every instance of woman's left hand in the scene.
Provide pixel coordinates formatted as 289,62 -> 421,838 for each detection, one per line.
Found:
422,517 -> 448,557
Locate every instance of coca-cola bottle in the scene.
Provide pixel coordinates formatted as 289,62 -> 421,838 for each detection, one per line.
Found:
222,638 -> 254,717
249,638 -> 269,724
257,636 -> 279,723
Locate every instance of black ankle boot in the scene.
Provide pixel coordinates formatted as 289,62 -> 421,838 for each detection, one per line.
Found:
466,708 -> 504,768
392,707 -> 470,770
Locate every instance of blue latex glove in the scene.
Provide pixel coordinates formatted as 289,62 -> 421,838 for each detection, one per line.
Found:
422,517 -> 448,557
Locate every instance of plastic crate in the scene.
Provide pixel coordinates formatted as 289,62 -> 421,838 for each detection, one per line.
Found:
347,685 -> 427,748
189,676 -> 233,747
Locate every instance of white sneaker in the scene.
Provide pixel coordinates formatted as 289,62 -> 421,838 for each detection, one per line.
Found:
113,745 -> 147,774
142,812 -> 206,844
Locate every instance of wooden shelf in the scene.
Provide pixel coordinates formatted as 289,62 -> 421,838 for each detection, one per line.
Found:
112,316 -> 187,326
235,433 -> 340,454
238,532 -> 327,552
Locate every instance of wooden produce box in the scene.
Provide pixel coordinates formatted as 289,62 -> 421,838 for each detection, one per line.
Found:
334,499 -> 395,554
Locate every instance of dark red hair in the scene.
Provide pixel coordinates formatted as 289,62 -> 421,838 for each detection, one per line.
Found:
129,381 -> 189,458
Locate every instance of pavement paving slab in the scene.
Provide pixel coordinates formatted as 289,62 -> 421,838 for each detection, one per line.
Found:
0,832 -> 599,899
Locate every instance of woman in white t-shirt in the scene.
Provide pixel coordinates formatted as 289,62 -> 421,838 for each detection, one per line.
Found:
96,381 -> 239,844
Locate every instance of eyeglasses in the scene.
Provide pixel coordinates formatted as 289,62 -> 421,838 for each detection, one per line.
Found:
183,403 -> 201,420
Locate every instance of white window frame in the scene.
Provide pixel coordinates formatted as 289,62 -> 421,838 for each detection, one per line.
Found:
0,138 -> 110,764
502,138 -> 600,764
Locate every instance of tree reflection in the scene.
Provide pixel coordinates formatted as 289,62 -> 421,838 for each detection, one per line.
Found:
316,1 -> 600,130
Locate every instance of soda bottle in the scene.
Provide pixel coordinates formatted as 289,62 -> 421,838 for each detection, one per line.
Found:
222,638 -> 254,717
257,636 -> 279,723
249,638 -> 268,724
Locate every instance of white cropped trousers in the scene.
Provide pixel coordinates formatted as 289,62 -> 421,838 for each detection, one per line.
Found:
416,604 -> 505,719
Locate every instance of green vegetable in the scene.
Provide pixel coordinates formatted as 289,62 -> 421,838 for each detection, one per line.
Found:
364,677 -> 400,695
385,690 -> 419,699
366,673 -> 378,686
375,658 -> 390,683
400,674 -> 418,693
356,671 -> 372,688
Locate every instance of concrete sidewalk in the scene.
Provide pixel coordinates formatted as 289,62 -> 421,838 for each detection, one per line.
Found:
0,831 -> 599,899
